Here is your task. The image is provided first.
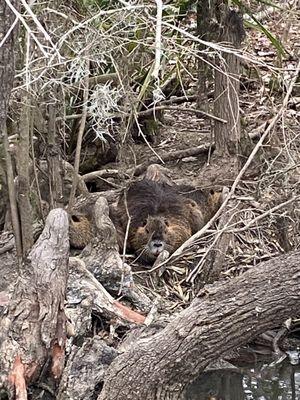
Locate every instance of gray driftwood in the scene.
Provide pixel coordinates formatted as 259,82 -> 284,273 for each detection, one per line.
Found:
57,337 -> 117,400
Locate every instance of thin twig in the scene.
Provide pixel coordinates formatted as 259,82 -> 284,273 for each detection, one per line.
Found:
228,196 -> 300,234
2,125 -> 23,260
152,0 -> 163,80
68,59 -> 89,210
137,105 -> 227,123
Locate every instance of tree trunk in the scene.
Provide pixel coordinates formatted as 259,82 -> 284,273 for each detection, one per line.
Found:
0,209 -> 69,399
99,251 -> 300,400
0,0 -> 22,258
47,99 -> 64,208
213,7 -> 245,158
15,92 -> 34,255
0,1 -> 18,125
197,0 -> 217,105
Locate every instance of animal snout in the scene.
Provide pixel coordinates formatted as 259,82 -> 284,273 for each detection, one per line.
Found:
149,239 -> 165,256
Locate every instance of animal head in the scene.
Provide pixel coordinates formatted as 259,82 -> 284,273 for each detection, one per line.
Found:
130,215 -> 191,263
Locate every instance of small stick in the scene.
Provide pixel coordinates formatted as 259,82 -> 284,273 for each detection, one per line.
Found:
68,59 -> 89,210
138,105 -> 227,124
2,125 -> 23,261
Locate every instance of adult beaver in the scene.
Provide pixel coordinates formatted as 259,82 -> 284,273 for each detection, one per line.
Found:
111,179 -> 222,263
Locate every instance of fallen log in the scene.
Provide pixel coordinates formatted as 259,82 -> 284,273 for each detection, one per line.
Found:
99,251 -> 300,400
81,144 -> 214,183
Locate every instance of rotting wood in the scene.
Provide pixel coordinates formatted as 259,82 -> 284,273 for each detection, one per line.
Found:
57,336 -> 118,400
82,143 -> 213,182
68,257 -> 146,326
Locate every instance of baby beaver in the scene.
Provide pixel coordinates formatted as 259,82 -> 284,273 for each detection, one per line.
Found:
69,214 -> 93,249
111,179 -> 222,263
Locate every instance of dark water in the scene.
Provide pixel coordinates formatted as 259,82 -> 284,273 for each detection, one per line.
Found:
186,354 -> 300,400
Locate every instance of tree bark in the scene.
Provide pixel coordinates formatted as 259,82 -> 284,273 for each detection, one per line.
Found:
197,0 -> 217,105
0,0 -> 22,258
99,251 -> 300,400
0,209 -> 69,399
0,1 -> 18,125
47,100 -> 64,208
213,7 -> 245,158
15,92 -> 34,255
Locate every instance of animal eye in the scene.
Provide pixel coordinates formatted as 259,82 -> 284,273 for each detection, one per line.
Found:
142,220 -> 147,227
165,220 -> 170,227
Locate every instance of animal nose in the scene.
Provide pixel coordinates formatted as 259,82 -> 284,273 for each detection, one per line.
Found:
150,240 -> 164,255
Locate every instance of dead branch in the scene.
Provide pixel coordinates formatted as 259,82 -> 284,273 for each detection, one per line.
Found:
130,143 -> 213,177
137,105 -> 227,123
82,169 -> 126,183
68,60 -> 90,210
68,257 -> 146,326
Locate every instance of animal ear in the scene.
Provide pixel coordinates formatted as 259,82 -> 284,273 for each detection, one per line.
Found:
186,199 -> 197,208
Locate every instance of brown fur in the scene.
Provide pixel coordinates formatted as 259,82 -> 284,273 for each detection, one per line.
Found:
177,185 -> 222,226
111,180 -> 222,263
69,214 -> 93,249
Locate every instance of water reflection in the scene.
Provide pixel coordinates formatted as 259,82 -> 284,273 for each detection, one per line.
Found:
185,362 -> 300,400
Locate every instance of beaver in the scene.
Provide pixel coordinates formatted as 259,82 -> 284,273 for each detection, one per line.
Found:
111,179 -> 222,263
